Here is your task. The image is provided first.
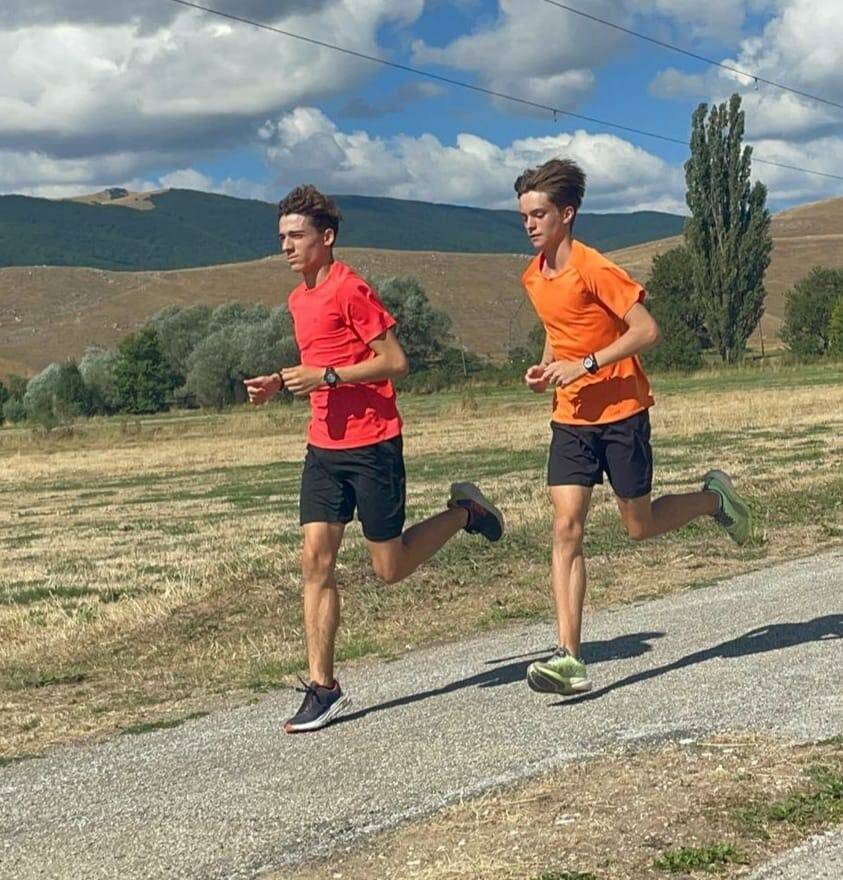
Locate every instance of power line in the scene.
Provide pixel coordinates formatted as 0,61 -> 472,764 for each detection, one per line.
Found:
539,0 -> 843,112
165,0 -> 843,182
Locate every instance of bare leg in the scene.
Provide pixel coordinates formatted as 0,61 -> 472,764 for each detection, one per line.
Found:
301,522 -> 345,687
366,507 -> 469,584
617,490 -> 719,540
550,485 -> 593,657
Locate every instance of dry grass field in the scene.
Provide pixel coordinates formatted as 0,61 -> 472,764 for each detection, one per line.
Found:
1,362 -> 842,762
276,735 -> 843,880
2,197 -> 842,378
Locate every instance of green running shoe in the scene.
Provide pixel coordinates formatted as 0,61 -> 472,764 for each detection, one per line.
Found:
527,647 -> 592,695
703,469 -> 752,545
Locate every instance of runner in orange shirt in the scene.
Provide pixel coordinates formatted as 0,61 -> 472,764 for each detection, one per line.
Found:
515,158 -> 752,696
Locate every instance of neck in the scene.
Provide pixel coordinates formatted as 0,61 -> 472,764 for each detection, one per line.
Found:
542,233 -> 573,274
303,255 -> 334,289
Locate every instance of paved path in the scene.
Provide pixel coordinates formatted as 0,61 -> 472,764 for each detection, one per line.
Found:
748,830 -> 843,879
2,552 -> 841,879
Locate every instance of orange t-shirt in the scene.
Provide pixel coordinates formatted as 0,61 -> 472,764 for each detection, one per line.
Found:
522,239 -> 654,425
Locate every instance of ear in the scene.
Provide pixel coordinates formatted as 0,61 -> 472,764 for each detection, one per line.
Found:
323,227 -> 336,248
562,205 -> 576,226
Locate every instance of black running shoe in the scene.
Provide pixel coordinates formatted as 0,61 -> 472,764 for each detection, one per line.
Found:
447,481 -> 505,542
283,678 -> 351,734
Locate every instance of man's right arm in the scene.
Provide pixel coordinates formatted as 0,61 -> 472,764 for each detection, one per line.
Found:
244,372 -> 284,405
525,331 -> 552,393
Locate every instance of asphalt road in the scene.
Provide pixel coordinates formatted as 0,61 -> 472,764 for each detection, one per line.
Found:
2,551 -> 841,879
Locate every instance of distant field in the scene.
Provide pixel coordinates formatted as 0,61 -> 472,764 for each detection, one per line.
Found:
2,197 -> 841,379
2,361 -> 841,761
610,195 -> 843,347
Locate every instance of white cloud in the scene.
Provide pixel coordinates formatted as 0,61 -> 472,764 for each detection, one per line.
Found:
0,1 -> 424,159
649,68 -> 710,100
411,0 -> 622,110
260,107 -> 687,213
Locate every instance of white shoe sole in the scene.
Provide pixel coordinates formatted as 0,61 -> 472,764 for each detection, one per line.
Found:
284,693 -> 352,733
449,481 -> 505,538
527,667 -> 592,696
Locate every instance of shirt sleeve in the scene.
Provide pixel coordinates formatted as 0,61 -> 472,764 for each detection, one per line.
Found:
589,263 -> 646,320
337,280 -> 397,344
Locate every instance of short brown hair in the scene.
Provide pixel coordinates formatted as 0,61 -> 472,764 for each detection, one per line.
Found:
277,184 -> 343,236
514,158 -> 586,214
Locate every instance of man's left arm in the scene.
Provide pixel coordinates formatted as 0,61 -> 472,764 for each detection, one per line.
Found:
281,329 -> 409,396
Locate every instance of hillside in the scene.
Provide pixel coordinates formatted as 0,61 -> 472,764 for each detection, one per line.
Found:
1,197 -> 841,378
609,195 -> 843,344
0,189 -> 685,270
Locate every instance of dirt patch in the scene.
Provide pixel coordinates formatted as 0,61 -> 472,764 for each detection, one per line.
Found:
272,736 -> 843,880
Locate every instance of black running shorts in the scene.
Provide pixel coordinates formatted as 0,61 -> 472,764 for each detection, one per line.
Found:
299,435 -> 406,541
547,409 -> 653,500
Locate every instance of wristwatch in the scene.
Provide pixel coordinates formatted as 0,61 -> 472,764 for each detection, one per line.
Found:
323,366 -> 341,388
582,353 -> 599,375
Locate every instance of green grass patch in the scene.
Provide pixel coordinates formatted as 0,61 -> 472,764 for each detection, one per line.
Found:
479,602 -> 546,628
654,842 -> 747,872
120,711 -> 209,737
0,752 -> 42,770
0,584 -> 94,606
734,764 -> 843,836
245,658 -> 305,692
336,633 -> 381,663
3,666 -> 88,690
534,872 -> 599,880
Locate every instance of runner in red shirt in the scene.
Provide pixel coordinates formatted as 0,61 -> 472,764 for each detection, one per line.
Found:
244,185 -> 504,733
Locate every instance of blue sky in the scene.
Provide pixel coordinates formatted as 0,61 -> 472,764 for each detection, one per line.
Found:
1,0 -> 841,213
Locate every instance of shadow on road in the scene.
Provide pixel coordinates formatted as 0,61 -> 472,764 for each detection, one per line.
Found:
556,614 -> 843,707
334,630 -> 665,726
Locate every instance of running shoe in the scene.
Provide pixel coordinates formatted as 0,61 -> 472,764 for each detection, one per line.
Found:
447,481 -> 505,542
283,678 -> 351,733
703,469 -> 752,546
527,647 -> 592,695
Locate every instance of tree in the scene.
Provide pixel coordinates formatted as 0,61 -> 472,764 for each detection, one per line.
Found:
207,302 -> 270,335
23,362 -> 90,429
2,397 -> 26,424
114,327 -> 179,414
829,296 -> 843,357
79,347 -> 121,414
685,94 -> 772,363
184,308 -> 298,409
375,277 -> 453,371
642,247 -> 705,372
6,374 -> 28,400
148,304 -> 212,379
1,374 -> 28,424
780,266 -> 843,359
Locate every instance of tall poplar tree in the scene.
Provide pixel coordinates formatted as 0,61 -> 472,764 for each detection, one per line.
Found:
685,94 -> 772,363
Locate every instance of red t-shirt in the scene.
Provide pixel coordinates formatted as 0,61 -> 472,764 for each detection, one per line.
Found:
287,260 -> 403,449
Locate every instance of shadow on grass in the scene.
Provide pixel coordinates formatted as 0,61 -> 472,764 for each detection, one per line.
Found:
555,615 -> 842,707
333,630 -> 665,726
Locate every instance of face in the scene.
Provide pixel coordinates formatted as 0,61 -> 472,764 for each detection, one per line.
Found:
518,191 -> 575,252
278,213 -> 335,275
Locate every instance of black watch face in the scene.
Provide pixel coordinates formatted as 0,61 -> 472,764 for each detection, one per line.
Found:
325,368 -> 338,386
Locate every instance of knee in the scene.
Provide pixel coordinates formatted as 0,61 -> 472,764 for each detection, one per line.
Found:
371,555 -> 402,585
552,515 -> 584,551
301,546 -> 335,587
623,513 -> 655,541
625,520 -> 650,541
